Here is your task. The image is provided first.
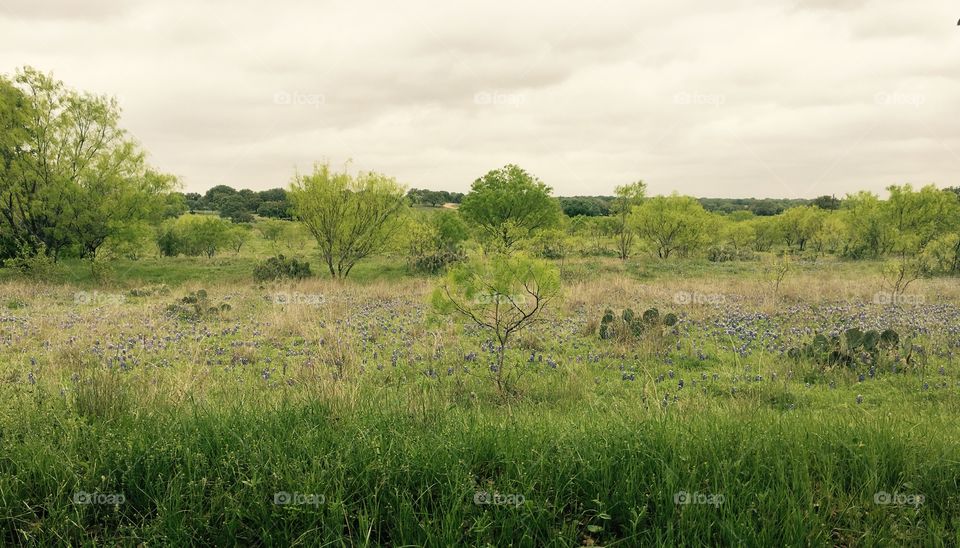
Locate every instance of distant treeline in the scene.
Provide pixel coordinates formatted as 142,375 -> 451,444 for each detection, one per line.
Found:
180,186 -> 291,221
405,191 -> 836,217
185,185 -> 940,222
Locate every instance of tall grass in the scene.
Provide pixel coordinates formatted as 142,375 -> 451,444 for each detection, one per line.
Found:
1,262 -> 958,545
2,387 -> 957,545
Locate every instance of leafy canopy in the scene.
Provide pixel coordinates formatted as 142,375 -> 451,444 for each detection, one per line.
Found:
459,164 -> 562,250
289,162 -> 407,279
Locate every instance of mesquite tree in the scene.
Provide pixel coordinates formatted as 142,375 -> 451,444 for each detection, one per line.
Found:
431,252 -> 561,393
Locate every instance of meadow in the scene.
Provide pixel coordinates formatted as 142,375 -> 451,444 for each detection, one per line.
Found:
2,242 -> 959,546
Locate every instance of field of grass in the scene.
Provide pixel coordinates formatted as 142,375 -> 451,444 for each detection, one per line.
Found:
2,253 -> 959,545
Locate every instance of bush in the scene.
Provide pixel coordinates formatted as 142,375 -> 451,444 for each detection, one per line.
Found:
411,248 -> 465,273
707,245 -> 736,262
253,255 -> 312,282
3,243 -> 60,281
166,289 -> 232,321
156,215 -> 234,258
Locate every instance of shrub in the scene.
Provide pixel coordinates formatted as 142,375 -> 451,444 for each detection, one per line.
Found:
788,327 -> 902,368
599,307 -> 678,345
707,245 -> 736,263
166,289 -> 232,321
253,255 -> 312,282
3,243 -> 59,281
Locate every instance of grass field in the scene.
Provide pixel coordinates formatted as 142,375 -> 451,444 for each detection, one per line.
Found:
2,254 -> 959,545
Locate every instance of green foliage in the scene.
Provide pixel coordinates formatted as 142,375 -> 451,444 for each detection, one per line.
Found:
558,196 -> 611,217
776,205 -> 826,253
252,255 -> 312,282
925,233 -> 960,273
403,211 -> 469,273
522,227 -> 570,260
165,288 -> 231,321
708,217 -> 754,262
459,164 -> 562,251
789,327 -> 901,368
3,242 -> 59,280
219,195 -> 255,223
698,197 -> 808,216
290,162 -> 407,278
630,194 -> 715,258
706,245 -> 737,262
156,215 -> 233,258
162,192 -> 189,218
611,181 -> 646,260
432,252 -> 561,392
406,188 -> 463,207
842,191 -> 893,258
256,200 -> 290,219
811,195 -> 842,210
0,67 -> 176,260
598,306 -> 678,343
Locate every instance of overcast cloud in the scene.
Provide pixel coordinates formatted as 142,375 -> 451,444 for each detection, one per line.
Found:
1,0 -> 958,197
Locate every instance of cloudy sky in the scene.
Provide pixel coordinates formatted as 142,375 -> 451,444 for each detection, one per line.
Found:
1,0 -> 958,197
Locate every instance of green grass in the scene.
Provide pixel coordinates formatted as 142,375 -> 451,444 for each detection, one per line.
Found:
0,255 -> 423,288
2,385 -> 957,546
1,250 -> 958,545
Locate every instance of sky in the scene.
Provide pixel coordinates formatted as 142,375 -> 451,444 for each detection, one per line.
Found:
1,0 -> 958,198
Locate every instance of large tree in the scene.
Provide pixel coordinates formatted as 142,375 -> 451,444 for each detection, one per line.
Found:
459,164 -> 562,250
0,67 -> 175,260
289,162 -> 407,279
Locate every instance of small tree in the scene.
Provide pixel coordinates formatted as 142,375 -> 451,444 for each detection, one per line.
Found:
763,253 -> 791,305
170,215 -> 232,258
289,162 -> 407,279
431,252 -> 561,394
776,205 -> 826,253
227,225 -> 251,254
881,256 -> 927,298
611,181 -> 646,260
630,194 -> 714,258
256,219 -> 289,252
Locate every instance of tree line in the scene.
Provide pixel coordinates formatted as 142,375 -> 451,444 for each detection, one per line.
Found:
2,67 -> 958,291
